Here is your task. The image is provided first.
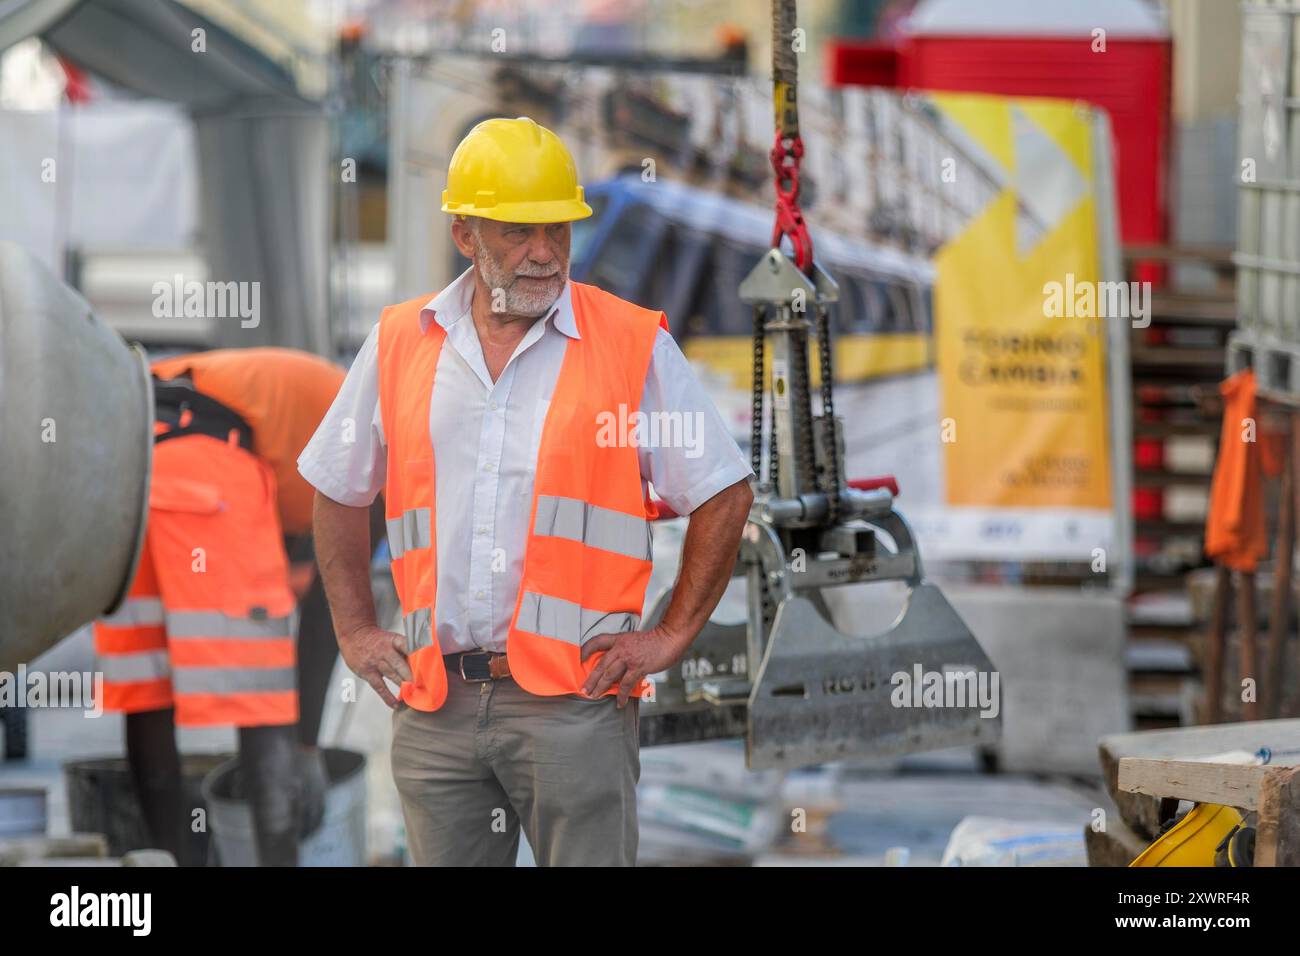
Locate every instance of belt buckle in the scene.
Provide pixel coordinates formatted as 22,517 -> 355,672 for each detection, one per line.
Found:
458,652 -> 492,683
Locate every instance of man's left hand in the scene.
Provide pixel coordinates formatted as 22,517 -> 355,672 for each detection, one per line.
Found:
579,626 -> 686,708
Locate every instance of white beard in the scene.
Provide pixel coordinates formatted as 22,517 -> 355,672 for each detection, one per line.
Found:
476,244 -> 566,318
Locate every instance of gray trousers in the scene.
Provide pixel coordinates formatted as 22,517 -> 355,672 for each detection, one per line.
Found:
390,667 -> 640,866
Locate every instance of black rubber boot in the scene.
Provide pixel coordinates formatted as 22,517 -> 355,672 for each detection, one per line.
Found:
238,724 -> 302,866
124,708 -> 191,864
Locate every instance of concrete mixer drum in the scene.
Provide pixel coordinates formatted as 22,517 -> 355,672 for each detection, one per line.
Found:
0,240 -> 153,671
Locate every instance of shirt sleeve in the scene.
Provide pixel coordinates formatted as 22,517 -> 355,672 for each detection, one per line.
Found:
639,327 -> 754,515
297,323 -> 387,507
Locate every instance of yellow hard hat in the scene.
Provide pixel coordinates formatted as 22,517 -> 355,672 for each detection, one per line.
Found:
1129,803 -> 1244,867
441,117 -> 593,224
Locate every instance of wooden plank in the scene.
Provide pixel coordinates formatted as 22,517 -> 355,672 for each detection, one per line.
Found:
1122,243 -> 1236,267
1101,718 -> 1300,760
1132,471 -> 1212,488
1132,421 -> 1219,438
1099,718 -> 1300,835
1117,757 -> 1269,810
1149,292 -> 1236,325
1130,346 -> 1226,369
1255,766 -> 1300,867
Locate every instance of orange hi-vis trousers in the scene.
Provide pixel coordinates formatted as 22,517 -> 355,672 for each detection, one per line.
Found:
94,433 -> 299,727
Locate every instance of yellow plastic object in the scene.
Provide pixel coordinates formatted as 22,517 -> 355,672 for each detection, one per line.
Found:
1129,803 -> 1243,867
441,117 -> 593,223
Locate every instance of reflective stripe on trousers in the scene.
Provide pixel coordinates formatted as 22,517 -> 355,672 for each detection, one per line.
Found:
533,495 -> 650,561
516,591 -> 639,647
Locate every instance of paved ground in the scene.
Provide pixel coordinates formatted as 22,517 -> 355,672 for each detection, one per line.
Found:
2,626 -> 1107,866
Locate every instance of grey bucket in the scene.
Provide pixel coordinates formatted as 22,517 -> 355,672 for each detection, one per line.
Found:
201,748 -> 367,866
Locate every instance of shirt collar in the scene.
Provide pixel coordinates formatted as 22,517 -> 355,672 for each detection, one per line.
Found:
418,266 -> 579,339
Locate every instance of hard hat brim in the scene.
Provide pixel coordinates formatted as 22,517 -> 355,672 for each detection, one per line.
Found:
441,197 -> 594,224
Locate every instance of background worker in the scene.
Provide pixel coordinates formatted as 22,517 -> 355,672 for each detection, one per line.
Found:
301,117 -> 754,866
94,347 -> 360,866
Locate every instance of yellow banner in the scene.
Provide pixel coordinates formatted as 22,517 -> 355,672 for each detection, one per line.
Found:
933,97 -> 1112,510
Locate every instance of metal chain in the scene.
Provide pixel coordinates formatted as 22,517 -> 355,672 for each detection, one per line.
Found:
816,302 -> 840,523
788,330 -> 817,493
770,384 -> 780,490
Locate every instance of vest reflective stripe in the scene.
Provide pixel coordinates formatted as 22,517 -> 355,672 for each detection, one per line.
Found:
165,610 -> 293,639
101,597 -> 165,628
403,606 -> 435,652
172,666 -> 296,694
99,650 -> 172,682
516,590 -> 640,646
533,494 -> 651,561
386,507 -> 432,560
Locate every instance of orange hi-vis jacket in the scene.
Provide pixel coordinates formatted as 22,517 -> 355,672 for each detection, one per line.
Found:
377,281 -> 668,710
151,348 -> 345,537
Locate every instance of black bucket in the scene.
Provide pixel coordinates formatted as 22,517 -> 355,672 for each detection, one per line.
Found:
63,754 -> 230,865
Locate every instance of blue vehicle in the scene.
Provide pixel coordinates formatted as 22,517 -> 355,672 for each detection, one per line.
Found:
569,174 -> 936,386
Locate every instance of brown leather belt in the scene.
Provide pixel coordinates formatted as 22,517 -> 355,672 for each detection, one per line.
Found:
447,651 -> 511,682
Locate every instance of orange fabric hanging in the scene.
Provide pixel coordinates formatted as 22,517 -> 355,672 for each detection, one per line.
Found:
1205,369 -> 1278,572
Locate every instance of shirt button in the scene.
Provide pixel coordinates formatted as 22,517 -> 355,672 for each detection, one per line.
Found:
489,401 -> 499,411
475,590 -> 485,599
476,526 -> 488,535
483,462 -> 494,472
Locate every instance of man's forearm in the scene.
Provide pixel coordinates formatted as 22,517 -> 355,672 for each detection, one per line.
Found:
312,490 -> 379,638
654,478 -> 753,651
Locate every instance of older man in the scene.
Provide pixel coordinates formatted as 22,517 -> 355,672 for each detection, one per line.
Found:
299,116 -> 753,866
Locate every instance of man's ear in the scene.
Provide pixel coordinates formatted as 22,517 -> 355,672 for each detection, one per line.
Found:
450,217 -> 477,259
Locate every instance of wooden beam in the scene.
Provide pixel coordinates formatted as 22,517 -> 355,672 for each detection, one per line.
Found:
1239,571 -> 1259,721
1255,766 -> 1300,867
1122,243 -> 1236,268
1265,418 -> 1295,718
1099,718 -> 1300,835
1203,565 -> 1231,723
1117,757 -> 1269,810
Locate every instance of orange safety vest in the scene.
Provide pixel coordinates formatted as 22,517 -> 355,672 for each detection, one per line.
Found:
377,281 -> 668,710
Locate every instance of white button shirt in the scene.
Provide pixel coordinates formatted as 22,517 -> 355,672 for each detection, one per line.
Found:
298,268 -> 753,654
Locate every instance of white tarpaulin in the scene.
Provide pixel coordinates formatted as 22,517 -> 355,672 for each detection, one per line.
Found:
0,101 -> 198,272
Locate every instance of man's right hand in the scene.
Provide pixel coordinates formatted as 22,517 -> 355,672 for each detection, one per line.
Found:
339,624 -> 411,709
